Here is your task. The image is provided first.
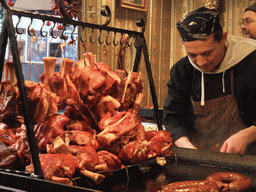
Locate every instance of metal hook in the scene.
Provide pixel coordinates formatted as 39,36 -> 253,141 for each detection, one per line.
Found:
71,25 -> 77,41
100,5 -> 111,26
15,16 -> 23,34
126,35 -> 132,47
90,28 -> 96,44
98,30 -> 104,44
60,24 -> 68,40
105,31 -> 111,45
113,32 -> 118,46
27,18 -> 34,36
40,20 -> 48,37
79,27 -> 86,43
119,33 -> 124,46
50,22 -> 58,39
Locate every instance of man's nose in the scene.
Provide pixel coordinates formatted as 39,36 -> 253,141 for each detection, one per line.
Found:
196,55 -> 207,66
241,23 -> 247,29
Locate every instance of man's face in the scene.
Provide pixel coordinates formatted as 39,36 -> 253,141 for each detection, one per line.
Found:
183,33 -> 227,72
241,10 -> 256,39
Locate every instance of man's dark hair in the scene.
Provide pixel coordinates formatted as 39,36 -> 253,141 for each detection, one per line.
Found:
245,3 -> 256,13
213,27 -> 223,42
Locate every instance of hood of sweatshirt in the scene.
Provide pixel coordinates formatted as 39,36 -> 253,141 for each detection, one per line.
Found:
188,35 -> 256,105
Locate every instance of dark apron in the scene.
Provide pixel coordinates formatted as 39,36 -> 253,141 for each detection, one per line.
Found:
190,70 -> 256,154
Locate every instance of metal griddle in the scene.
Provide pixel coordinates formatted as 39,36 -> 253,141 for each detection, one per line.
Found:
78,147 -> 256,192
1,148 -> 256,192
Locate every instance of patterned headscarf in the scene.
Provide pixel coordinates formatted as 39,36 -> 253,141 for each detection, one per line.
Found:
177,7 -> 222,42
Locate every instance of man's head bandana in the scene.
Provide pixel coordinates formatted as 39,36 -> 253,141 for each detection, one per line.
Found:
177,7 -> 222,42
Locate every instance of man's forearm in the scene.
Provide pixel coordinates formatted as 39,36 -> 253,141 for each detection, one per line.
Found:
244,125 -> 256,145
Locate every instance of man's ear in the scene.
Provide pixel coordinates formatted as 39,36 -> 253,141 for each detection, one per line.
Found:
221,32 -> 228,43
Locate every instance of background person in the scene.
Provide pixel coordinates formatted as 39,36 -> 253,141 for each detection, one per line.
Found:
241,3 -> 256,39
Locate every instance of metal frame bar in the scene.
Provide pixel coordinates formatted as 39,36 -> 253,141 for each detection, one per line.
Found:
0,8 -> 43,178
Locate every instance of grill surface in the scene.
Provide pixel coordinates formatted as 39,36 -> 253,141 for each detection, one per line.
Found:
1,155 -> 256,192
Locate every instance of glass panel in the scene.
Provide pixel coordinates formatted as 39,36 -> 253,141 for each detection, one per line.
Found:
26,30 -> 47,63
64,32 -> 78,61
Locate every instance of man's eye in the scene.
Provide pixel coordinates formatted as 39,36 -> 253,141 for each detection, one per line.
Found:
202,52 -> 211,56
241,19 -> 253,25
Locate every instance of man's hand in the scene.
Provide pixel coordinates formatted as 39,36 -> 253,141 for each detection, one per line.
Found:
174,136 -> 197,149
220,126 -> 256,154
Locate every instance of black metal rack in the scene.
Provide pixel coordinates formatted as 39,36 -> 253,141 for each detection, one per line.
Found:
2,2 -> 256,192
0,0 -> 163,184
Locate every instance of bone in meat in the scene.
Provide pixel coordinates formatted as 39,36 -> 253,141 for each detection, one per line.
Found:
34,114 -> 69,151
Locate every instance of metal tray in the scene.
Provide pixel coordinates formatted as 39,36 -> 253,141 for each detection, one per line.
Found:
1,154 -> 256,192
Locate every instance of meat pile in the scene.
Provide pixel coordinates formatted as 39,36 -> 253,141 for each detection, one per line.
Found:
0,53 -> 173,186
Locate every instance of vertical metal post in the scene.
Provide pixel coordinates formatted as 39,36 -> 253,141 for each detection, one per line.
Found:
0,14 -> 9,80
140,35 -> 163,130
132,38 -> 142,72
1,9 -> 42,178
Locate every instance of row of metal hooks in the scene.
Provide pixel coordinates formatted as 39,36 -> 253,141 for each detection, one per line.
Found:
14,15 -> 139,47
2,0 -> 145,49
80,28 -> 139,47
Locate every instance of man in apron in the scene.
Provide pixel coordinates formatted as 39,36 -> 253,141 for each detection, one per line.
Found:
163,7 -> 256,155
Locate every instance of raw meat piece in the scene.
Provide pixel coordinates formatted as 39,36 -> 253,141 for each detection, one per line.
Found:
47,73 -> 68,110
72,61 -> 93,98
0,81 -> 20,125
40,57 -> 81,110
26,153 -> 76,185
34,114 -> 69,150
111,71 -> 142,111
69,145 -> 100,171
82,65 -> 106,90
95,150 -> 124,176
64,105 -> 97,134
95,95 -> 121,118
10,126 -> 31,165
118,140 -> 149,164
97,111 -> 138,147
148,131 -> 173,158
0,141 -> 17,168
97,150 -> 124,170
64,74 -> 82,106
28,83 -> 59,125
68,130 -> 99,150
0,124 -> 18,146
96,62 -> 121,95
